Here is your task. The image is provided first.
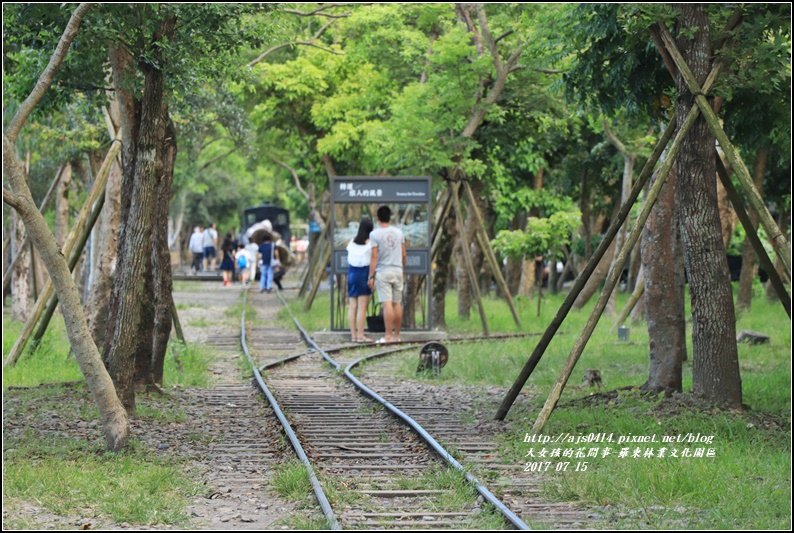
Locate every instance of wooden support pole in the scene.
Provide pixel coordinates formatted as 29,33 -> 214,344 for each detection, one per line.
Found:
416,189 -> 453,304
170,299 -> 186,344
614,274 -> 645,329
494,119 -> 676,419
532,107 -> 692,434
495,52 -> 728,420
656,22 -> 791,280
463,181 -> 522,328
31,189 -> 106,347
451,181 -> 489,336
716,156 -> 791,317
430,188 -> 453,260
3,165 -> 65,292
4,138 -> 121,368
304,235 -> 332,312
300,223 -> 328,298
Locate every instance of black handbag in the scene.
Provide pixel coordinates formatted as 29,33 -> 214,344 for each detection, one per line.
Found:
366,301 -> 385,333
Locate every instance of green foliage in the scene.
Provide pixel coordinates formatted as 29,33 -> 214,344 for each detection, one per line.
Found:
493,209 -> 581,259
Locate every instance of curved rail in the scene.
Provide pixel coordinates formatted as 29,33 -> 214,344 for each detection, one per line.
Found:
275,290 -> 530,530
239,289 -> 340,530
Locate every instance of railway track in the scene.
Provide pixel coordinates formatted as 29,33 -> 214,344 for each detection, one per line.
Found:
243,289 -> 522,529
238,286 -> 594,529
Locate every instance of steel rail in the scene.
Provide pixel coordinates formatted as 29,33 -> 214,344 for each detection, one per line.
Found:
275,290 -> 530,530
239,289 -> 340,530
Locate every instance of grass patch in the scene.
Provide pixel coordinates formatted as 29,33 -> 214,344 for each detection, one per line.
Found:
226,299 -> 256,321
134,404 -> 187,424
172,281 -> 206,292
3,433 -> 198,526
272,460 -> 312,501
237,349 -> 254,380
3,314 -> 83,388
498,394 -> 791,529
320,474 -> 362,509
163,341 -> 212,388
275,516 -> 330,530
3,316 -> 213,390
298,284 -> 789,529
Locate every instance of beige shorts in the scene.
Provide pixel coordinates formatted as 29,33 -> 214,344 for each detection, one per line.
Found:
375,270 -> 404,302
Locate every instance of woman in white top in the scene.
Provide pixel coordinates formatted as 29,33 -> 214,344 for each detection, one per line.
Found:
346,218 -> 374,342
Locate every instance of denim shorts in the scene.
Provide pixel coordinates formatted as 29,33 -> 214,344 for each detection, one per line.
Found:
348,265 -> 372,298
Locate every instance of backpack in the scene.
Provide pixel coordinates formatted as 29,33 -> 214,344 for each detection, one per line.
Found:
237,253 -> 248,269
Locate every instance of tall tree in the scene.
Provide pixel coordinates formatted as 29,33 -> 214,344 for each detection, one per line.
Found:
673,5 -> 741,406
3,3 -> 129,450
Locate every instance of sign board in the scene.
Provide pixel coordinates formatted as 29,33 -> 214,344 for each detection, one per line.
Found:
333,250 -> 429,274
329,176 -> 433,331
333,178 -> 430,203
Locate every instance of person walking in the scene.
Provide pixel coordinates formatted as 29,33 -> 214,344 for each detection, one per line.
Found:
259,236 -> 275,293
368,206 -> 406,343
236,244 -> 250,285
219,232 -> 235,286
347,218 -> 374,343
202,222 -> 218,271
189,225 -> 204,274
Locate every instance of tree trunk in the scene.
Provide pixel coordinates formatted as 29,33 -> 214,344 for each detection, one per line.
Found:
641,156 -> 686,393
86,124 -> 123,348
766,212 -> 789,301
455,193 -> 480,319
580,171 -> 592,260
455,240 -> 471,319
432,208 -> 456,328
505,213 -> 525,295
518,257 -> 535,298
675,5 -> 741,407
737,148 -> 767,310
627,234 -> 642,292
71,158 -> 91,303
715,172 -> 736,248
55,162 -> 72,247
606,154 -> 636,315
151,115 -> 177,386
403,276 -> 419,329
11,211 -> 32,322
573,236 -> 616,309
4,137 -> 130,451
104,20 -> 175,412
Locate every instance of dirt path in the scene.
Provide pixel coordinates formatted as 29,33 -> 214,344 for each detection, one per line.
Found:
174,283 -> 308,529
3,283 -> 310,530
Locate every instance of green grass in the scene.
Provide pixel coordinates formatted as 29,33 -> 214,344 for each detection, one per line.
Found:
3,317 -> 214,391
271,460 -> 361,510
284,284 -> 790,529
3,433 -> 199,526
498,396 -> 790,529
272,460 -> 312,500
3,314 -> 83,388
163,341 -> 213,388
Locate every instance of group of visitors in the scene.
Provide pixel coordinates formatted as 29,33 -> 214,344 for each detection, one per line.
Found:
346,205 -> 406,344
188,223 -> 219,273
188,221 -> 286,290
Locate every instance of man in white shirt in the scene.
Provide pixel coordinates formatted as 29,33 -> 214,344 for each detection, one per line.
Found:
202,222 -> 218,270
368,206 -> 406,343
188,226 -> 204,274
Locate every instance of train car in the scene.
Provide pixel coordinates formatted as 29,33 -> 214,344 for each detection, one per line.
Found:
241,204 -> 291,244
